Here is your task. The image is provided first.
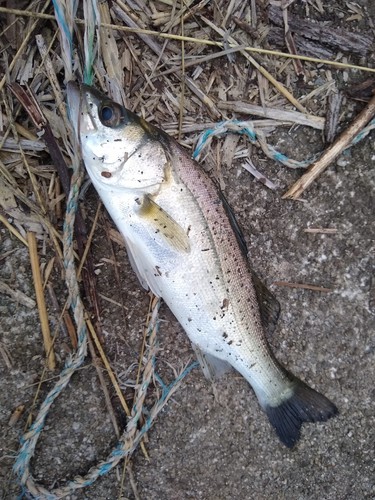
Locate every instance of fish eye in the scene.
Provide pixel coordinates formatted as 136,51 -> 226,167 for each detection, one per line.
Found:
101,106 -> 113,121
99,103 -> 122,127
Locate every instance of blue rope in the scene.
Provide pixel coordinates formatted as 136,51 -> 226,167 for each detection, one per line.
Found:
193,117 -> 375,169
13,2 -> 199,487
51,0 -> 73,53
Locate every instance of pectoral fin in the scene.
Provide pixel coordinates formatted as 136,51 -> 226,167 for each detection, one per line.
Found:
138,194 -> 190,253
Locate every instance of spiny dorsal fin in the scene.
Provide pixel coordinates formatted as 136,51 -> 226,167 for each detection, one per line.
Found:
138,194 -> 191,253
219,189 -> 249,257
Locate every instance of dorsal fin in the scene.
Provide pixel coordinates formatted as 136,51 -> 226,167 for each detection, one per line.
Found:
251,270 -> 280,337
219,189 -> 248,257
219,188 -> 280,336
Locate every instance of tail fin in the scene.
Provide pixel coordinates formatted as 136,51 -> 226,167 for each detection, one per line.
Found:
265,378 -> 338,448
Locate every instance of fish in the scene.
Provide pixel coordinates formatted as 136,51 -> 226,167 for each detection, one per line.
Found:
67,82 -> 338,448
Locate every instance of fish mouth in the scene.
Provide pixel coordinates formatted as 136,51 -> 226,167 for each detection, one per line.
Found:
67,82 -> 109,139
66,81 -> 81,131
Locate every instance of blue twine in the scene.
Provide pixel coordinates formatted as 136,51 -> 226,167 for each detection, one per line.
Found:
350,116 -> 375,145
14,21 -> 199,487
51,0 -> 73,53
193,117 -> 374,169
192,119 -> 314,169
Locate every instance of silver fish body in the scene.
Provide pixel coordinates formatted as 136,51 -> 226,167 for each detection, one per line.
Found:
67,82 -> 338,447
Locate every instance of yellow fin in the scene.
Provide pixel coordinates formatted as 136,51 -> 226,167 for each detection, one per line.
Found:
138,195 -> 190,253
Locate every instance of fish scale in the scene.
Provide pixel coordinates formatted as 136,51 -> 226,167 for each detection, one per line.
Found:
67,82 -> 338,448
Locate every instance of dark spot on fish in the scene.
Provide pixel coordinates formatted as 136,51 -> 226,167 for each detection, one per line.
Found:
228,340 -> 233,345
188,318 -> 192,322
221,298 -> 229,310
222,332 -> 228,339
101,171 -> 112,178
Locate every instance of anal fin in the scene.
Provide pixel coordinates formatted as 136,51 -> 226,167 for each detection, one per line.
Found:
191,342 -> 232,381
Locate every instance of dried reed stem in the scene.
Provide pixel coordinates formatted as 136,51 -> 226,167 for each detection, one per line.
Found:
0,7 -> 374,74
27,231 -> 56,370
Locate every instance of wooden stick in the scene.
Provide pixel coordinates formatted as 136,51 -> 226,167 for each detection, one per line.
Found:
304,228 -> 338,234
283,93 -> 375,199
27,232 -> 56,370
0,281 -> 36,309
218,101 -> 325,130
273,281 -> 333,293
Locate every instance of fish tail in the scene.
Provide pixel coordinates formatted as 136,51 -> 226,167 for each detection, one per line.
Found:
264,376 -> 338,448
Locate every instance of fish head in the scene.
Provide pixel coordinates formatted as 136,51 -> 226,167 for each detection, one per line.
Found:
66,82 -> 168,192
